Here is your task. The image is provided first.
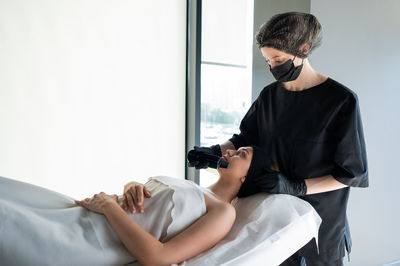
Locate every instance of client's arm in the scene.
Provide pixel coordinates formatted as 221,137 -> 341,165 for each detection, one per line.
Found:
76,193 -> 235,266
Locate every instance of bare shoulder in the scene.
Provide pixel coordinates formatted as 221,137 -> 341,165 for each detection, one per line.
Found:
202,191 -> 236,219
157,189 -> 237,264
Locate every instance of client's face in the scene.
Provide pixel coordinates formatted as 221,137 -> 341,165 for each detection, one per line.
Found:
218,146 -> 253,180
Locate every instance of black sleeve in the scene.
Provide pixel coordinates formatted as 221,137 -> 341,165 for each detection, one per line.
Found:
331,92 -> 369,187
228,96 -> 260,149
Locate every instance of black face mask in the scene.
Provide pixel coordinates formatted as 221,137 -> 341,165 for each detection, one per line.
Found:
269,56 -> 304,82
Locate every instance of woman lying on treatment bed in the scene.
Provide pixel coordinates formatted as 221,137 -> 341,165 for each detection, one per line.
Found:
0,145 -> 276,266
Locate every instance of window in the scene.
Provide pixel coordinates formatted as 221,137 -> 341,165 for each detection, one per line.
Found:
199,0 -> 254,186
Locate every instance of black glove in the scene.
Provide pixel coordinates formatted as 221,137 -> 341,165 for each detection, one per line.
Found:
251,170 -> 307,196
187,144 -> 222,169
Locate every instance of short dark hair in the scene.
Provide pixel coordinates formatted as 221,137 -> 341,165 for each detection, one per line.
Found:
255,12 -> 322,58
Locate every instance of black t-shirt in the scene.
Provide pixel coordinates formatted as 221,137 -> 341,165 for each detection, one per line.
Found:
229,77 -> 369,260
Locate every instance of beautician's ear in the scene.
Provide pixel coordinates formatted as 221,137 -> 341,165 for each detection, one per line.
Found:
240,176 -> 246,183
299,42 -> 310,55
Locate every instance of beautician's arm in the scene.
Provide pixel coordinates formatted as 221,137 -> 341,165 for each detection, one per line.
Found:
220,140 -> 349,195
304,175 -> 348,195
103,196 -> 235,266
257,167 -> 352,196
272,163 -> 349,195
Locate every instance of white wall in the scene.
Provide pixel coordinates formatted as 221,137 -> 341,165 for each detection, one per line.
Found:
0,0 -> 187,199
310,1 -> 400,265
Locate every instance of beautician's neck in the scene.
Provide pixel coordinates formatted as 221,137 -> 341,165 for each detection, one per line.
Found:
281,60 -> 323,91
207,177 -> 240,203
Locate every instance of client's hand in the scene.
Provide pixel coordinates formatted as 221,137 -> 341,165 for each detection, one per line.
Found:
122,181 -> 151,214
75,192 -> 119,214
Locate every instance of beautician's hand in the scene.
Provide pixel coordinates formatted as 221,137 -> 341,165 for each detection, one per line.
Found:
75,192 -> 119,214
252,170 -> 307,196
122,181 -> 151,214
187,144 -> 222,169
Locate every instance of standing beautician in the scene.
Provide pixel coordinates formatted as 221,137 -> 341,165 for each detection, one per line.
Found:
191,12 -> 369,265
